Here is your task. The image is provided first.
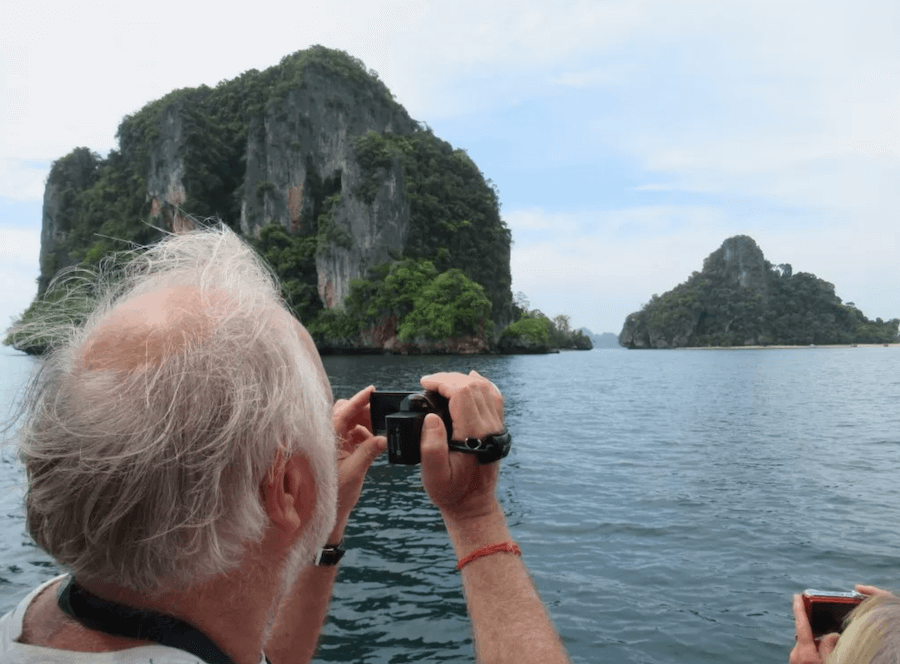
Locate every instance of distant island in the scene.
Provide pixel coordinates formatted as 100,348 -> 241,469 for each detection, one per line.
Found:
620,235 -> 899,349
576,329 -> 622,349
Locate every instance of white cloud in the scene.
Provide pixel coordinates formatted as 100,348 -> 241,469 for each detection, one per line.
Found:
0,159 -> 47,201
0,226 -> 40,330
507,206 -> 734,331
591,0 -> 900,219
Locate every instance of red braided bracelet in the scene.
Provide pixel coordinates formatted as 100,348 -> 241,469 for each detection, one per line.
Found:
456,541 -> 522,570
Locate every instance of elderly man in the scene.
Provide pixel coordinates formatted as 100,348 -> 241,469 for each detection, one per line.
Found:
0,227 -> 569,664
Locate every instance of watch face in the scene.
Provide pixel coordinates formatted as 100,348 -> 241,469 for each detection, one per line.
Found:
315,546 -> 346,566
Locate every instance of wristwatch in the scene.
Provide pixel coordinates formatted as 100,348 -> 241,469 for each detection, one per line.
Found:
314,541 -> 345,567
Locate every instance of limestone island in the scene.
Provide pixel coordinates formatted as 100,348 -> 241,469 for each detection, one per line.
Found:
619,235 -> 899,349
5,46 -> 589,356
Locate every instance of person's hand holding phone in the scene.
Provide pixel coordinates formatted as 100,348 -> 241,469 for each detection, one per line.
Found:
790,594 -> 841,664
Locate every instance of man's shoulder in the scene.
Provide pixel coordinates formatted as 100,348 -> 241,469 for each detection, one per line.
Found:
0,639 -> 207,663
0,578 -> 205,663
0,647 -> 206,663
1,576 -> 66,653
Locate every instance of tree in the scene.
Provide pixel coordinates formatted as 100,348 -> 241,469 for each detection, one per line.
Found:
553,314 -> 571,337
513,291 -> 530,313
398,269 -> 492,340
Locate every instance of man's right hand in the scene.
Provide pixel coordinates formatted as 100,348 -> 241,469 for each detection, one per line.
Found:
416,371 -> 571,664
418,371 -> 504,523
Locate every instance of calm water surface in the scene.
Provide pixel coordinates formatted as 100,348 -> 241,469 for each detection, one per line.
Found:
2,347 -> 900,663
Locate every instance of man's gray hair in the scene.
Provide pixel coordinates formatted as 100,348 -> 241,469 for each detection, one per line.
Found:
15,225 -> 337,593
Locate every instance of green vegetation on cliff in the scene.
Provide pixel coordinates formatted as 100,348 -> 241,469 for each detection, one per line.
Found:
620,235 -> 899,348
498,294 -> 593,352
353,129 -> 513,326
304,258 -> 493,350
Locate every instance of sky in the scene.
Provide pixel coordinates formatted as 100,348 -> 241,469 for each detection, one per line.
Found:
1,0 -> 899,336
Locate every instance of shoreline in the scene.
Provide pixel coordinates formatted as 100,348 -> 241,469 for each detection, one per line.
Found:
676,343 -> 900,351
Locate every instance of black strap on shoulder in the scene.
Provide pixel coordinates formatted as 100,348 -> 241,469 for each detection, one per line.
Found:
57,576 -> 271,664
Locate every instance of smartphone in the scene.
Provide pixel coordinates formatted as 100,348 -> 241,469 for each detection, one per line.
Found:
802,590 -> 865,637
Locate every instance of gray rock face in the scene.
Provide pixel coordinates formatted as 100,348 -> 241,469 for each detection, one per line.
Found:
146,103 -> 190,233
239,66 -> 418,307
716,235 -> 768,292
39,179 -> 68,292
39,147 -> 98,292
136,62 -> 418,310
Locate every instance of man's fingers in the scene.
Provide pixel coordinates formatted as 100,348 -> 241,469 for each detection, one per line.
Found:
341,433 -> 386,476
335,386 -> 374,418
419,413 -> 449,486
341,424 -> 377,451
334,386 -> 376,436
420,373 -> 451,398
349,385 -> 375,406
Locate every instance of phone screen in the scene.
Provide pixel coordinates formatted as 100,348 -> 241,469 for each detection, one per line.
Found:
804,592 -> 864,637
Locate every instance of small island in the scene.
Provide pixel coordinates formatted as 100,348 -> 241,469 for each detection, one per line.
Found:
619,235 -> 899,349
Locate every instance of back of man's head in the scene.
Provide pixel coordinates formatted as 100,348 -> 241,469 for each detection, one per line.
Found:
16,226 -> 337,594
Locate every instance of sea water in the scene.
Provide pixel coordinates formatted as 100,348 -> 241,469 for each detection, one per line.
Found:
2,346 -> 900,664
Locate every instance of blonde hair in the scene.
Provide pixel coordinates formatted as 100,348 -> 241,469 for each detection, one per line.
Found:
828,595 -> 900,664
14,225 -> 337,593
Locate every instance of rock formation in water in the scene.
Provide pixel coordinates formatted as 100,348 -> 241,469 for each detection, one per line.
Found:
23,47 -> 513,354
619,235 -> 899,348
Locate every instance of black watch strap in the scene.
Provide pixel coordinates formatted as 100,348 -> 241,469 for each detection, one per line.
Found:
448,428 -> 512,464
314,541 -> 345,567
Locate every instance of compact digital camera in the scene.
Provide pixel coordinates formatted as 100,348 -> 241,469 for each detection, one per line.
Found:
802,589 -> 865,637
369,390 -> 511,465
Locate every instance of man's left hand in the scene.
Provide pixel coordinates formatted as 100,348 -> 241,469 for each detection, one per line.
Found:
330,386 -> 386,542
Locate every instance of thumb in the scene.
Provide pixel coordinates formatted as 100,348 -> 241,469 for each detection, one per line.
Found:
819,633 -> 841,658
420,413 -> 449,486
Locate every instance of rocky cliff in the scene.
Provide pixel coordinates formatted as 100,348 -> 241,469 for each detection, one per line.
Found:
28,47 -> 513,353
237,63 -> 417,307
619,235 -> 899,348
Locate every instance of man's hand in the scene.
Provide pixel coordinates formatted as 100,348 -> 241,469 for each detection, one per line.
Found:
418,371 -> 504,523
266,388 -> 385,664
417,371 -> 571,664
790,594 -> 840,664
330,386 -> 386,541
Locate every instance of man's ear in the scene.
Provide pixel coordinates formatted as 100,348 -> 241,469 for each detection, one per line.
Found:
262,452 -> 317,535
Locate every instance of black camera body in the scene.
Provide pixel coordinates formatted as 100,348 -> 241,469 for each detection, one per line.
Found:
371,389 -> 512,465
370,390 -> 453,465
